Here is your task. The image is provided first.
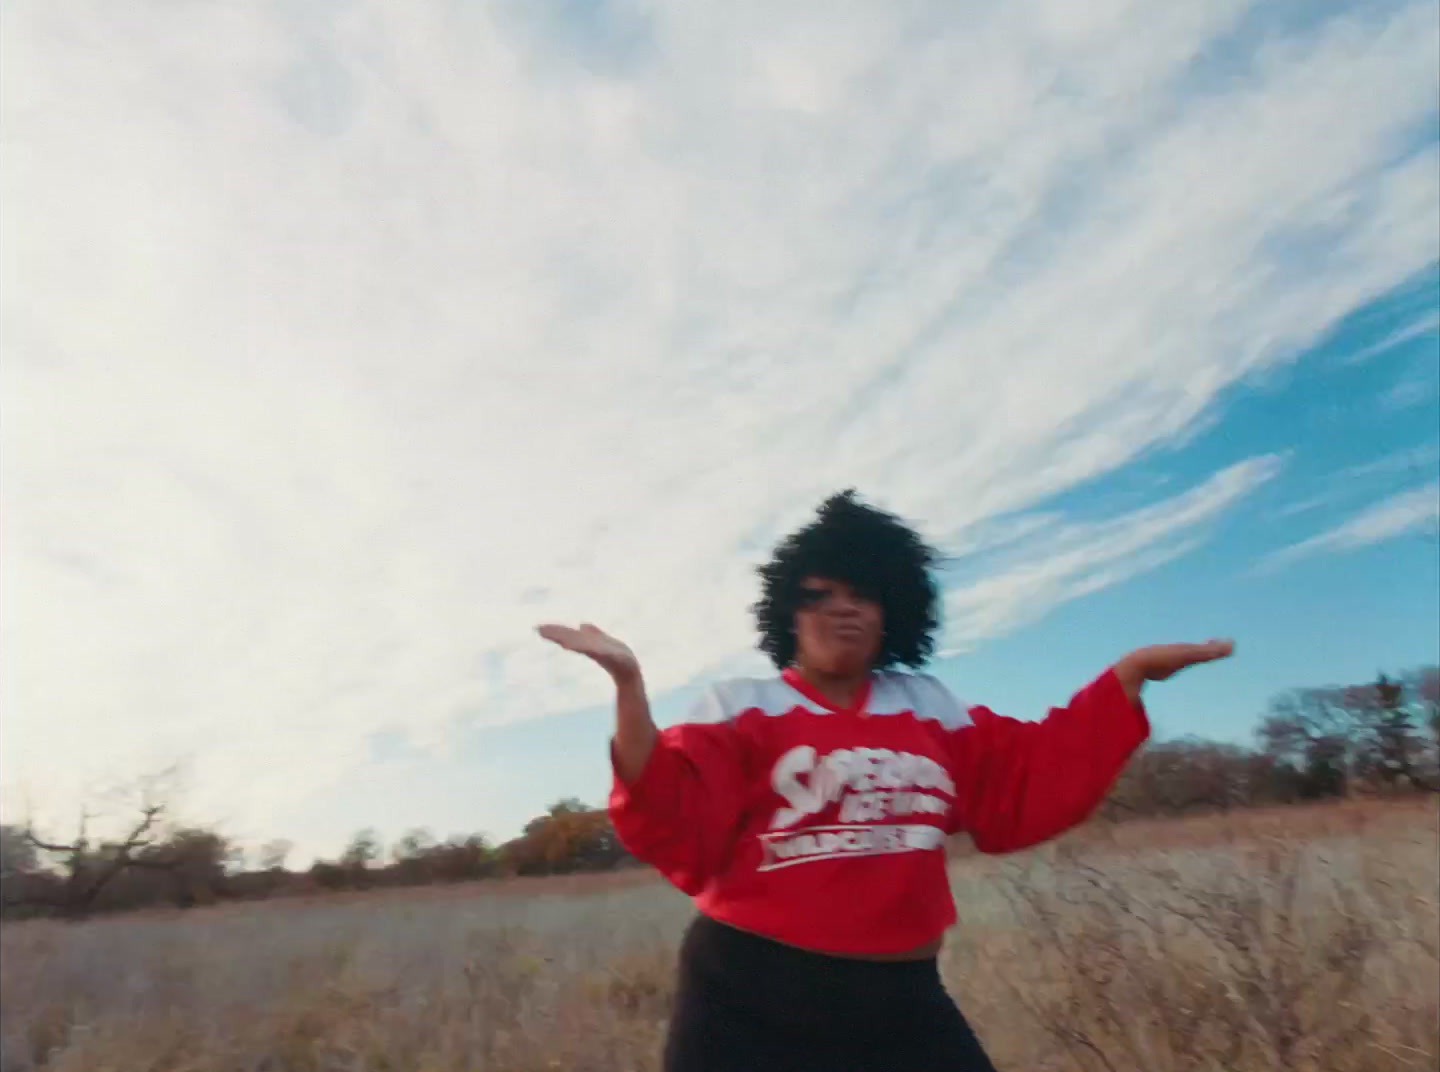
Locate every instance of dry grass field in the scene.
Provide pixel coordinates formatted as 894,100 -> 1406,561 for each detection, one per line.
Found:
2,800 -> 1435,1072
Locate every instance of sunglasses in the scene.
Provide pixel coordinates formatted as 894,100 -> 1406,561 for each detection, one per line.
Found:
795,583 -> 881,608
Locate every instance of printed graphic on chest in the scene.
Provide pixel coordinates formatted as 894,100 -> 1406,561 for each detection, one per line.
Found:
766,740 -> 955,831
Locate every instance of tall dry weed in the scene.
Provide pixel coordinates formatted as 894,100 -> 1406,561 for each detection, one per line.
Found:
1,803 -> 1434,1072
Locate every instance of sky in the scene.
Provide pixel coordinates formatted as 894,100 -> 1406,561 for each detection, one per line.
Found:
2,0 -> 1437,864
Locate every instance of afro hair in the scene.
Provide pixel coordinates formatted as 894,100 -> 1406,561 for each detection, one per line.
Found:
753,489 -> 941,671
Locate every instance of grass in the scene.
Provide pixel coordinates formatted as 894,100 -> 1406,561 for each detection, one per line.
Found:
1,800 -> 1435,1071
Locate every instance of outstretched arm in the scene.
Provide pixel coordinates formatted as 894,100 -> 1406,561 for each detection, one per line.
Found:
537,623 -> 656,780
538,623 -> 747,895
1112,639 -> 1234,704
950,640 -> 1233,854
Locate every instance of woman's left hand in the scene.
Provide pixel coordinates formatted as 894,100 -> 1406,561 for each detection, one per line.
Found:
1114,639 -> 1234,702
1134,639 -> 1235,680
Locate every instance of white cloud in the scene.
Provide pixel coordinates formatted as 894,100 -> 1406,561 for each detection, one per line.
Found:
1337,444 -> 1440,481
1345,311 -> 1440,363
943,455 -> 1285,651
1257,482 -> 1440,571
1271,443 -> 1440,516
1272,490 -> 1343,520
2,1 -> 1436,839
1380,374 -> 1438,410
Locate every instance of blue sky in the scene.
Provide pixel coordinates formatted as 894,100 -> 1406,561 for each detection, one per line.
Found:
2,0 -> 1437,862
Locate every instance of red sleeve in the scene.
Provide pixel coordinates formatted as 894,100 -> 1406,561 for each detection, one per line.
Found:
607,689 -> 749,896
947,668 -> 1149,854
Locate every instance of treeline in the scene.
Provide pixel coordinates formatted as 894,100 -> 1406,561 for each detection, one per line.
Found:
0,797 -> 633,920
3,666 -> 1435,921
306,797 -> 630,893
1103,667 -> 1438,817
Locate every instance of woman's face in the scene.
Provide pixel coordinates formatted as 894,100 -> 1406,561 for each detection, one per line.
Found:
792,576 -> 884,676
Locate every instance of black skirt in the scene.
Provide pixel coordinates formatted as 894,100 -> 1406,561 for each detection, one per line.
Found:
663,914 -> 998,1072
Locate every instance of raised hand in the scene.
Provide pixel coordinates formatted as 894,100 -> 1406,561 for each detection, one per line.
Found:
537,623 -> 641,683
539,622 -> 654,780
1135,639 -> 1235,681
1113,638 -> 1234,703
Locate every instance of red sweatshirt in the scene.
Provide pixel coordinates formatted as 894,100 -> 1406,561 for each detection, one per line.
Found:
608,666 -> 1148,954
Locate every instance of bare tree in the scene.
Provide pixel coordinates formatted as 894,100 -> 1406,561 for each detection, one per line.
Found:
392,827 -> 436,864
15,765 -> 234,918
0,824 -> 38,875
1257,669 -> 1440,796
339,828 -> 382,887
23,801 -> 170,918
258,838 -> 293,872
1356,674 -> 1439,791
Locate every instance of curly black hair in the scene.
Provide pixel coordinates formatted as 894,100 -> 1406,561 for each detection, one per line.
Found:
753,489 -> 941,671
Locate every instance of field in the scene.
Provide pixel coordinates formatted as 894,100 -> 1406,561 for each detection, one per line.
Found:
2,801 -> 1436,1072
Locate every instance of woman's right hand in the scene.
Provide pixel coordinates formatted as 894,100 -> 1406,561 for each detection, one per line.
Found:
537,623 -> 641,684
540,623 -> 654,783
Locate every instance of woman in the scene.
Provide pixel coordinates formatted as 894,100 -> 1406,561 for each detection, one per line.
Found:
539,490 -> 1232,1071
